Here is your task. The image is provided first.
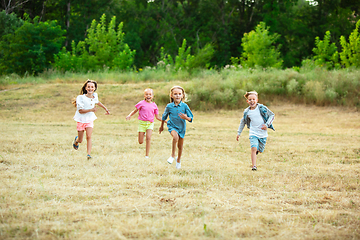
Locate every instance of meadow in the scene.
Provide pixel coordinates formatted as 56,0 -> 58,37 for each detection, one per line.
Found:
0,81 -> 359,239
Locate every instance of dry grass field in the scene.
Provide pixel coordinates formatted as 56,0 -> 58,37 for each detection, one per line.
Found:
0,82 -> 359,239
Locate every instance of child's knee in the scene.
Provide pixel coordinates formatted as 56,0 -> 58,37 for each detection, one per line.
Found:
251,147 -> 257,152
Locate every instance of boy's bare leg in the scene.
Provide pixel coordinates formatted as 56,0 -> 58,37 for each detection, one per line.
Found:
251,147 -> 258,167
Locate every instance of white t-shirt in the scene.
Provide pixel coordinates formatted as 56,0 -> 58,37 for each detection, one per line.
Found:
73,93 -> 99,123
247,105 -> 268,138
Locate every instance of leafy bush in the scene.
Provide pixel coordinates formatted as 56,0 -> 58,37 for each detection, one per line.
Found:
240,22 -> 283,69
187,43 -> 214,71
158,39 -> 214,73
312,31 -> 340,69
0,10 -> 23,37
0,15 -> 65,75
53,14 -> 135,72
340,20 -> 360,68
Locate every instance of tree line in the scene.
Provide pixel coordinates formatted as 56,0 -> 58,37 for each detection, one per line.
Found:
0,0 -> 360,75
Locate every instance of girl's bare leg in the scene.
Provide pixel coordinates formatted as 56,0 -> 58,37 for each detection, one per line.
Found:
85,127 -> 93,155
145,129 -> 152,157
77,131 -> 85,144
138,132 -> 145,144
170,130 -> 179,158
251,147 -> 257,167
177,137 -> 184,163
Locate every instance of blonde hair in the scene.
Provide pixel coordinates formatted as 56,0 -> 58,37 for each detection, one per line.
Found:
144,88 -> 154,99
244,91 -> 258,99
72,79 -> 98,107
169,86 -> 187,102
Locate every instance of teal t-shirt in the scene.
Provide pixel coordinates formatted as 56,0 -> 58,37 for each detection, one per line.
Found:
162,101 -> 193,138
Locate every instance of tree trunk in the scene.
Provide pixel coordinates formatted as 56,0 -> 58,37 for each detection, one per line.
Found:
65,0 -> 71,47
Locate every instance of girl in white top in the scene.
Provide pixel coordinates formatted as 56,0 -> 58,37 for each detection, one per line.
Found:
72,80 -> 110,159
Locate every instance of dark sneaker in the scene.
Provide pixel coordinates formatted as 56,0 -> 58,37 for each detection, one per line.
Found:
252,166 -> 257,171
73,136 -> 79,150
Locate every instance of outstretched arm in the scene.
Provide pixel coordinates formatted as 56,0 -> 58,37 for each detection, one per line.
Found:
126,108 -> 138,120
237,118 -> 245,136
97,102 -> 110,115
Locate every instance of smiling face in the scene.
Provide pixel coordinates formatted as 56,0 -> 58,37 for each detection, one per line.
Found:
85,82 -> 96,95
144,89 -> 154,103
246,93 -> 258,110
171,88 -> 184,104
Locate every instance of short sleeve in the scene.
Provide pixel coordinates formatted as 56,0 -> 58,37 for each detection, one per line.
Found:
76,95 -> 84,110
153,103 -> 159,115
162,104 -> 170,121
135,100 -> 143,110
93,93 -> 99,104
185,104 -> 193,122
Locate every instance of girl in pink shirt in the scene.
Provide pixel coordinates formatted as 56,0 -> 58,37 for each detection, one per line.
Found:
126,89 -> 163,158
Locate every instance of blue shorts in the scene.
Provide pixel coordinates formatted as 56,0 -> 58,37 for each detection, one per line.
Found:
249,136 -> 267,153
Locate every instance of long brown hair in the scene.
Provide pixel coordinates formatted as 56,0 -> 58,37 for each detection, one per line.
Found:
72,79 -> 98,107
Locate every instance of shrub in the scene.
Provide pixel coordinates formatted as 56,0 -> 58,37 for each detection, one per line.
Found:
339,19 -> 360,68
53,14 -> 135,72
240,22 -> 283,69
0,15 -> 65,75
158,39 -> 214,73
312,31 -> 340,69
0,10 -> 23,37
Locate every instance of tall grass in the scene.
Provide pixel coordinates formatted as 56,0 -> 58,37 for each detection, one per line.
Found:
1,67 -> 360,109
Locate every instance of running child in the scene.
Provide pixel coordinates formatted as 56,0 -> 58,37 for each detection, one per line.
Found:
126,88 -> 163,158
72,79 -> 110,159
236,91 -> 275,171
159,86 -> 193,169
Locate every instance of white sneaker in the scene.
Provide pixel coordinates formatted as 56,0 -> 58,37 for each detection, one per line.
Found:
167,156 -> 175,164
176,162 -> 181,169
145,156 -> 149,159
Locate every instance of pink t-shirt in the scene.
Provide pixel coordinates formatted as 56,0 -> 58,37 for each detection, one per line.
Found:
135,100 -> 159,122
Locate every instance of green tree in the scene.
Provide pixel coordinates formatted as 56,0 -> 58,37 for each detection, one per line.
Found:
0,15 -> 65,75
159,39 -> 214,72
312,31 -> 339,69
6,0 -> 117,48
339,19 -> 360,68
53,14 -> 135,72
240,22 -> 283,69
0,10 -> 23,37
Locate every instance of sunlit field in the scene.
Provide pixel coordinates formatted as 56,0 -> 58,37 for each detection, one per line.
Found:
0,83 -> 359,239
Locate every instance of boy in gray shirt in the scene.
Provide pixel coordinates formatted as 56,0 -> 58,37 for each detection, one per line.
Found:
237,91 -> 275,171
